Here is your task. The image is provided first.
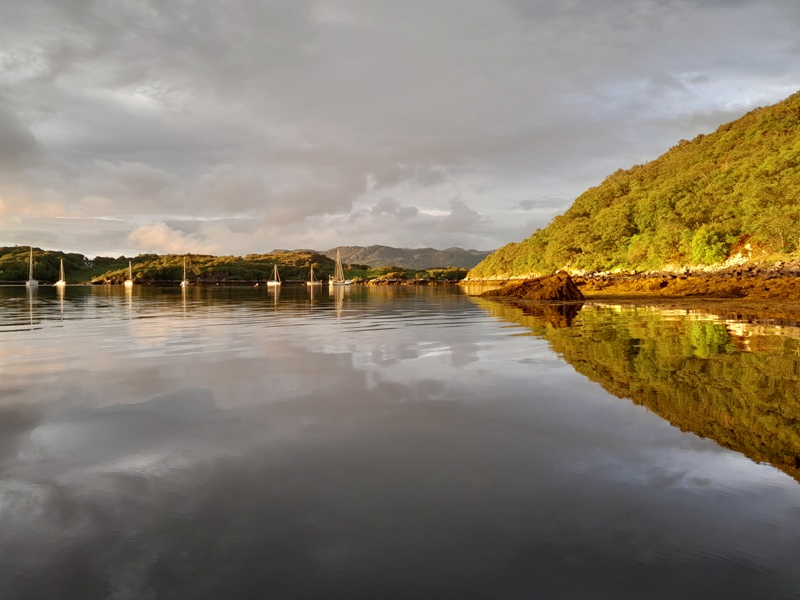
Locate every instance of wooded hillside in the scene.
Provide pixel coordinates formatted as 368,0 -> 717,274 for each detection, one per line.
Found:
469,90 -> 800,279
326,246 -> 491,269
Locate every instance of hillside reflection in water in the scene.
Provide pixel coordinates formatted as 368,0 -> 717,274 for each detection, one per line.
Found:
472,297 -> 800,482
1,285 -> 800,599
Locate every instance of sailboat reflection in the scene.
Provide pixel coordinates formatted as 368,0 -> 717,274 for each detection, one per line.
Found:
56,284 -> 65,321
125,285 -> 133,320
331,284 -> 347,319
268,285 -> 280,307
471,296 -> 800,483
27,287 -> 36,329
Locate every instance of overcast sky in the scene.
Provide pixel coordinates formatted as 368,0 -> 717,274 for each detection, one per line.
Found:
1,0 -> 799,257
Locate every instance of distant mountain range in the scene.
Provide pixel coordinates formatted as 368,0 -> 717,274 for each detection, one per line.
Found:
323,245 -> 492,270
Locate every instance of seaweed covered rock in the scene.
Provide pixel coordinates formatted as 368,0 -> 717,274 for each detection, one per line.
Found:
482,271 -> 584,301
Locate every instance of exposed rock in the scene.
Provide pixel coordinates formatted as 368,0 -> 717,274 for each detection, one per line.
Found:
481,271 -> 584,301
573,269 -> 800,300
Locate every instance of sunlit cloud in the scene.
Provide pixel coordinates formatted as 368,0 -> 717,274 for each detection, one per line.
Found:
128,221 -> 224,255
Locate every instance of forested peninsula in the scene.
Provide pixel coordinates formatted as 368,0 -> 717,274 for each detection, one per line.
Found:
468,90 -> 800,282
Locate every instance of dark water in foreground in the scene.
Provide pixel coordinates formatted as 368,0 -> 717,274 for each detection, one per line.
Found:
1,285 -> 799,599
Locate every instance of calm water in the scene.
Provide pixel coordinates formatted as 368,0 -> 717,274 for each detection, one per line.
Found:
1,285 -> 799,599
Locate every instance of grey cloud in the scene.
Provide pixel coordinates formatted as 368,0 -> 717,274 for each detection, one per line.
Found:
691,74 -> 711,86
441,199 -> 491,232
650,72 -> 688,93
0,99 -> 41,170
163,218 -> 258,236
370,198 -> 418,220
516,197 -> 567,212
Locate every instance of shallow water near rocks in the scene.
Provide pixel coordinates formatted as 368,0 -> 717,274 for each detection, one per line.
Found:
1,285 -> 799,599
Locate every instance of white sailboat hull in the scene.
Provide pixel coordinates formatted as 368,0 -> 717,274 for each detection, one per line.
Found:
307,265 -> 322,286
54,281 -> 66,287
180,258 -> 189,286
267,264 -> 281,286
25,280 -> 39,288
329,249 -> 352,286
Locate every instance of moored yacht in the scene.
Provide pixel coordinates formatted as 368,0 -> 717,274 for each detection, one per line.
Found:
25,247 -> 38,288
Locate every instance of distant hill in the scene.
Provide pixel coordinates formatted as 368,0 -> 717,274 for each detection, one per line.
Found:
0,247 -> 468,283
0,248 -> 338,284
325,245 -> 492,270
0,246 -> 88,283
469,90 -> 800,279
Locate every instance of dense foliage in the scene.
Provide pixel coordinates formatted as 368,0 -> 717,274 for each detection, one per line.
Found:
473,298 -> 800,482
469,90 -> 800,278
0,247 -> 88,282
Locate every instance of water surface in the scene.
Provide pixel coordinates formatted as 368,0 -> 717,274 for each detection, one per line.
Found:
1,285 -> 799,599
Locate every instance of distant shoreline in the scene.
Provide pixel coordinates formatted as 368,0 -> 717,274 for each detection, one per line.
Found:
1,279 -> 464,287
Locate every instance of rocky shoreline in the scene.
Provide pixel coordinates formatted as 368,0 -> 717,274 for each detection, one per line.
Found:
468,261 -> 800,301
479,271 -> 584,301
574,263 -> 800,300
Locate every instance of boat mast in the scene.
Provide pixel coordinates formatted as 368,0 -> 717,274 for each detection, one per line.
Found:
124,260 -> 134,287
180,257 -> 189,287
26,247 -> 39,288
333,249 -> 344,282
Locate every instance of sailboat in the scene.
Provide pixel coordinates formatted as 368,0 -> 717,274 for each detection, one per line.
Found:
180,258 -> 189,287
306,264 -> 322,286
54,258 -> 66,287
25,247 -> 38,288
123,261 -> 134,288
328,249 -> 352,286
267,264 -> 281,287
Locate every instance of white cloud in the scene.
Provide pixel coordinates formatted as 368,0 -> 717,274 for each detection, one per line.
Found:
128,222 -> 212,255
